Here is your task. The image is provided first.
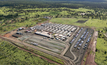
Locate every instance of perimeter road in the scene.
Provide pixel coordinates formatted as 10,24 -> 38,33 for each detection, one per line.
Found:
0,35 -> 74,65
61,27 -> 80,56
70,28 -> 86,61
74,29 -> 93,64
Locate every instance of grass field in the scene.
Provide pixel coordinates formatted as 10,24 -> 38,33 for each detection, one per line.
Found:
95,38 -> 107,65
0,39 -> 56,65
84,19 -> 107,28
50,18 -> 107,29
50,18 -> 87,26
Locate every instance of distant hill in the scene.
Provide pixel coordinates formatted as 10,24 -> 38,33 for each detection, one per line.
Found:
0,0 -> 106,2
44,0 -> 105,2
45,0 -> 106,2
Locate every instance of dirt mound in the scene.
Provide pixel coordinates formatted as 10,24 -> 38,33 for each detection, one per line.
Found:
4,33 -> 11,37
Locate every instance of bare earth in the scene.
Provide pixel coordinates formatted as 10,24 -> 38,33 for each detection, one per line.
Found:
81,31 -> 98,65
85,41 -> 97,65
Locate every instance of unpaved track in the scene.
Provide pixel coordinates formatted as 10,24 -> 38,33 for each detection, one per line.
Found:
18,47 -> 61,65
0,35 -> 61,65
85,31 -> 98,65
0,35 -> 74,65
81,31 -> 98,65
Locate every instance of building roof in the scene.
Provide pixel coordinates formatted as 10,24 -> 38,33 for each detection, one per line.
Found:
35,31 -> 52,38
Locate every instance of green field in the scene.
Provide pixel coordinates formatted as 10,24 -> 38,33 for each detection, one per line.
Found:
50,18 -> 87,26
50,18 -> 107,29
0,40 -> 56,65
95,38 -> 107,65
85,19 -> 107,28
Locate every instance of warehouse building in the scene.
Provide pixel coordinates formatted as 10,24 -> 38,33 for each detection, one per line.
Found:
35,31 -> 52,38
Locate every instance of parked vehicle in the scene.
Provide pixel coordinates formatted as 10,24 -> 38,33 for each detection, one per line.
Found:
77,47 -> 80,50
74,45 -> 77,48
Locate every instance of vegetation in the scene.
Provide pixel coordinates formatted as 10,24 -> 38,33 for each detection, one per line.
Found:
25,48 -> 64,64
0,16 -> 47,34
95,38 -> 107,65
50,18 -> 87,26
0,39 -> 57,65
8,40 -> 64,65
0,1 -> 107,65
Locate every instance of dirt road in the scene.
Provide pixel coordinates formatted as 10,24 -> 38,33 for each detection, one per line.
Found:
81,31 -> 98,65
0,35 -> 74,65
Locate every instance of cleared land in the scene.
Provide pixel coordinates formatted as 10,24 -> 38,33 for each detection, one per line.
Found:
21,35 -> 66,53
50,18 -> 107,65
6,22 -> 94,65
65,28 -> 94,65
15,23 -> 78,54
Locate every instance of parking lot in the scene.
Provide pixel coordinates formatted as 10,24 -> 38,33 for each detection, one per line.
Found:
64,27 -> 94,65
12,23 -> 78,54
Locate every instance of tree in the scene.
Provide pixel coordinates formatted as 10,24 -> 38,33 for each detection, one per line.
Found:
105,51 -> 107,54
25,17 -> 28,20
0,27 -> 3,31
26,25 -> 29,27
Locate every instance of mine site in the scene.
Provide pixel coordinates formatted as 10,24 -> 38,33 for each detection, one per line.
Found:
3,22 -> 94,65
1,0 -> 107,65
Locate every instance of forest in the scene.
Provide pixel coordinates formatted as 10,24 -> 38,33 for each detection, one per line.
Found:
0,1 -> 107,65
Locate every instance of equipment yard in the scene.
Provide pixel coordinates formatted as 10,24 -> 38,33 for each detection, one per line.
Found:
7,22 -> 94,65
65,28 -> 94,65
